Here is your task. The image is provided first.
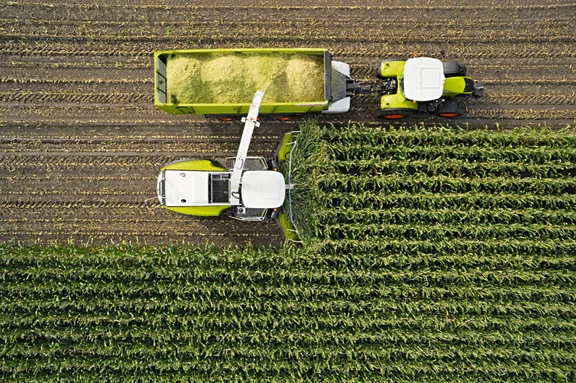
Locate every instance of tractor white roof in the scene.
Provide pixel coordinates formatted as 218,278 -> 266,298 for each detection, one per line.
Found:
164,170 -> 210,206
403,57 -> 445,102
241,171 -> 285,209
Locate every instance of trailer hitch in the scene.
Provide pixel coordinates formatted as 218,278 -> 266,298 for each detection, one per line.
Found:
346,79 -> 397,96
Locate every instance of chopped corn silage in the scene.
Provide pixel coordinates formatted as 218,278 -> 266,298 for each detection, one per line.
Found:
166,53 -> 325,104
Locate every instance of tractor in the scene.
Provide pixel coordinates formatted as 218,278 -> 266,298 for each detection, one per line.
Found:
373,57 -> 484,119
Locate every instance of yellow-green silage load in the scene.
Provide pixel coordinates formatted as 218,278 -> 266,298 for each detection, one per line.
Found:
166,53 -> 324,104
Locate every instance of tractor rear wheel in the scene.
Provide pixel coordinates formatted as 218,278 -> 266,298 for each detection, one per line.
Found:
380,109 -> 414,119
443,62 -> 467,77
436,99 -> 463,118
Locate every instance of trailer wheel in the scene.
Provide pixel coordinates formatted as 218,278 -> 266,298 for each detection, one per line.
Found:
380,109 -> 413,119
436,99 -> 463,118
204,115 -> 238,121
443,62 -> 467,77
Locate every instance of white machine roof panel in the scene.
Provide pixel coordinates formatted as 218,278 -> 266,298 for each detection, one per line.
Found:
241,171 -> 285,209
403,57 -> 445,101
164,170 -> 210,206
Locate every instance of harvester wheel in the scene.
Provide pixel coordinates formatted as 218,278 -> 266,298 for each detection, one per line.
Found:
443,62 -> 467,77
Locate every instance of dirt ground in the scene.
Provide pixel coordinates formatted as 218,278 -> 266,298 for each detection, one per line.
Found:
0,0 -> 574,246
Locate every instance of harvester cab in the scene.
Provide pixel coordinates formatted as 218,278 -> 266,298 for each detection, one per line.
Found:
156,91 -> 286,221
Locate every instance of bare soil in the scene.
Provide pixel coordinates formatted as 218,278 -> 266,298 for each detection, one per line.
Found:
0,0 -> 574,246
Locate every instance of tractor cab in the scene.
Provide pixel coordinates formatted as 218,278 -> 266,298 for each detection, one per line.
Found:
401,57 -> 445,102
240,170 -> 285,209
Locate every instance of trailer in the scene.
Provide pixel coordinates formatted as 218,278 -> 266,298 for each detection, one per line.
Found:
154,48 -> 484,119
154,48 -> 352,118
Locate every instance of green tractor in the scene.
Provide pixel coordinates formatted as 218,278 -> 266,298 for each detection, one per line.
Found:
372,57 -> 484,119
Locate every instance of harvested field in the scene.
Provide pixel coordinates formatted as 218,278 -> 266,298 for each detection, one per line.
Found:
0,0 -> 575,246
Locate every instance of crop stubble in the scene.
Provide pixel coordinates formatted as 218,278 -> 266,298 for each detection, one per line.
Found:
0,0 -> 574,245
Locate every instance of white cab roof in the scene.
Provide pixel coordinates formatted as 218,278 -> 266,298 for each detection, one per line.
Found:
403,57 -> 445,101
164,170 -> 209,206
241,171 -> 285,209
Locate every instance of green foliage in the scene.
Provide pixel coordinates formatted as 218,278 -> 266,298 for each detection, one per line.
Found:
279,120 -> 325,244
1,239 -> 576,382
288,123 -> 576,247
1,124 -> 576,382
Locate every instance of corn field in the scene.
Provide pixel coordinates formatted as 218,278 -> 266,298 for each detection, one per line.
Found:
2,124 -> 575,382
2,240 -> 575,382
290,123 -> 576,247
